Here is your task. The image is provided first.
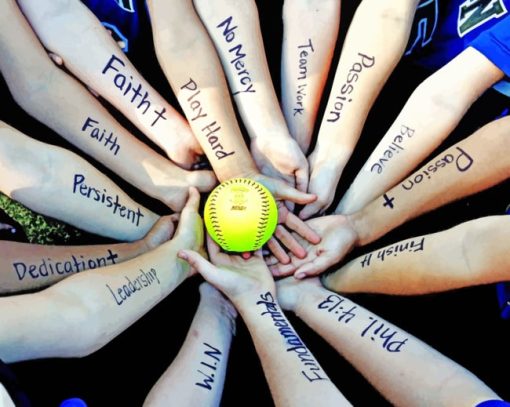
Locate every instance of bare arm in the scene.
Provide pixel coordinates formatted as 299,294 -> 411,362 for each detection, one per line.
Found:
17,0 -> 202,169
0,215 -> 175,294
277,278 -> 502,406
324,216 -> 510,295
281,0 -> 341,153
0,0 -> 215,211
0,121 -> 158,241
301,0 -> 420,219
194,0 -> 310,192
178,238 -> 351,407
0,189 -> 202,363
144,283 -> 236,407
146,0 -> 259,181
337,47 -> 505,214
271,115 -> 510,278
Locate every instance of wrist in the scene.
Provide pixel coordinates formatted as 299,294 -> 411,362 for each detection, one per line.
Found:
346,210 -> 368,247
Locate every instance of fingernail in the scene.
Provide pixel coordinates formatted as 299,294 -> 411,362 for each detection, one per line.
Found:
295,272 -> 306,280
178,250 -> 188,260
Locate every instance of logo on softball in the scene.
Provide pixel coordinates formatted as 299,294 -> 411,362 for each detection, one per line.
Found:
204,178 -> 278,252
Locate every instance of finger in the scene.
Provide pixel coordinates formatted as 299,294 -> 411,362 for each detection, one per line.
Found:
269,262 -> 298,277
178,249 -> 217,278
270,179 -> 316,205
295,165 -> 309,193
253,248 -> 264,260
183,187 -> 200,213
266,237 -> 290,264
241,252 -> 252,260
169,213 -> 181,223
264,255 -> 279,267
274,225 -> 306,259
294,256 -> 333,279
206,234 -> 222,260
298,202 -> 324,220
285,212 -> 321,244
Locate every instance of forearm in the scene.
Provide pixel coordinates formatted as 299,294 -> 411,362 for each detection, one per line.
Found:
17,0 -> 199,167
292,285 -> 499,406
0,239 -> 148,294
144,296 -> 234,407
194,0 -> 291,142
281,0 -> 341,152
349,115 -> 510,244
313,0 -> 419,167
338,48 -> 505,213
324,216 -> 510,295
0,122 -> 158,241
235,291 -> 350,406
0,4 -> 199,211
147,0 -> 258,181
0,238 -> 192,363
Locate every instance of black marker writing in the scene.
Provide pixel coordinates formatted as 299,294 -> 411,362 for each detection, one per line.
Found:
196,342 -> 223,390
180,78 -> 235,160
361,317 -> 408,352
72,174 -> 144,226
359,237 -> 425,268
257,292 -> 328,383
106,267 -> 160,306
82,117 -> 120,155
217,16 -> 255,95
13,249 -> 118,281
102,55 -> 167,126
327,53 -> 375,123
294,39 -> 314,116
371,125 -> 415,174
401,147 -> 474,191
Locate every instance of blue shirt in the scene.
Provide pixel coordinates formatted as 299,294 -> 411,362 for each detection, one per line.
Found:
406,0 -> 510,96
81,0 -> 145,54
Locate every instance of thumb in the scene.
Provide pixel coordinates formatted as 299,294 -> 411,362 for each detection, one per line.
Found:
266,178 -> 317,205
178,249 -> 217,280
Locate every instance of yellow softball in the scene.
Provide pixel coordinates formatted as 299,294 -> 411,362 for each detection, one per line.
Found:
204,178 -> 278,252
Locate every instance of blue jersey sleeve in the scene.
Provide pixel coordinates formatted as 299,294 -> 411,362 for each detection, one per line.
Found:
470,15 -> 510,77
476,401 -> 510,407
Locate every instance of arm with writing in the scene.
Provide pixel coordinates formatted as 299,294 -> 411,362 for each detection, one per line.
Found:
0,215 -> 176,294
323,215 -> 510,295
0,189 -> 202,363
193,0 -> 310,192
271,115 -> 510,278
281,0 -> 341,153
146,0 -> 320,264
144,283 -> 236,407
178,237 -> 351,406
337,47 -> 505,214
300,0 -> 420,219
0,0 -> 215,212
276,278 -> 502,406
0,121 -> 159,241
17,0 -> 202,169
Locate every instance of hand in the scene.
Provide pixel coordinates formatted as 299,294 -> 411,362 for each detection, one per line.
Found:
248,173 -> 321,264
164,169 -> 217,212
251,135 -> 309,193
172,187 -> 205,264
142,214 -> 180,251
298,150 -> 344,219
178,235 -> 275,304
275,276 -> 322,312
268,215 -> 358,279
164,131 -> 204,170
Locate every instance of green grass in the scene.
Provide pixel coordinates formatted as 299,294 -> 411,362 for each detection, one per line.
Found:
0,193 -> 81,244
